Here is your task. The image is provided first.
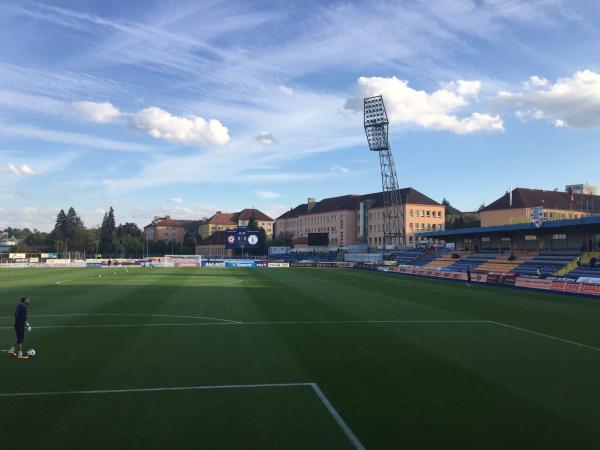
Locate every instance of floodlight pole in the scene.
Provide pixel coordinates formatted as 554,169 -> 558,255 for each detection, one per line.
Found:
363,95 -> 405,249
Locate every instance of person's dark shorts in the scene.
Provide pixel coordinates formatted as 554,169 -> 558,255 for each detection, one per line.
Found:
14,325 -> 25,344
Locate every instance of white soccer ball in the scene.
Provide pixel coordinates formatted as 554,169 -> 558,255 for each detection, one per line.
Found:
27,349 -> 36,357
98,274 -> 102,278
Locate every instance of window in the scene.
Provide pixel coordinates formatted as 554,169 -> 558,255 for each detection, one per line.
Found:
409,209 -> 413,217
552,233 -> 566,240
525,235 -> 537,241
420,210 -> 425,217
426,210 -> 430,217
438,211 -> 442,218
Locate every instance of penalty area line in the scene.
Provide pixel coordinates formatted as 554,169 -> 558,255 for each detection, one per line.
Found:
0,382 -> 365,450
488,321 -> 600,353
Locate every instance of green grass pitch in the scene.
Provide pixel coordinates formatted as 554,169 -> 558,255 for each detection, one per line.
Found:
1,267 -> 600,449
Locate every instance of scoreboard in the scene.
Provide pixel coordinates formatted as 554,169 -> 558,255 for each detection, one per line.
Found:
308,232 -> 329,246
225,227 -> 260,249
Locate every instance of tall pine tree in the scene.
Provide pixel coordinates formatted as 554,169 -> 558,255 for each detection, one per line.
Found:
65,207 -> 86,251
51,209 -> 68,251
99,207 -> 117,255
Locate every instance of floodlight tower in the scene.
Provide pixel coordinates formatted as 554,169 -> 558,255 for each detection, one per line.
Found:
363,95 -> 405,248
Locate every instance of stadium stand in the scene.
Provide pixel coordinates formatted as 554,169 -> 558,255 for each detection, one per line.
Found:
568,266 -> 600,278
411,248 -> 453,267
475,252 -> 536,273
281,251 -> 338,263
394,248 -> 426,265
513,251 -> 580,277
422,253 -> 457,269
442,252 -> 501,273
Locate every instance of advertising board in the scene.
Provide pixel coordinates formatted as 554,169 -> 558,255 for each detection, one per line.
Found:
268,262 -> 290,268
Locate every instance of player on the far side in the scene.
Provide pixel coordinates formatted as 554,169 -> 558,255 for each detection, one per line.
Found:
8,296 -> 32,359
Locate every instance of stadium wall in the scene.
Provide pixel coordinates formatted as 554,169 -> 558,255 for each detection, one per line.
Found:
367,264 -> 600,298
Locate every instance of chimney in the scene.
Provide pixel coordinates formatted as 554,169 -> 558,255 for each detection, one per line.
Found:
509,187 -> 513,207
307,197 -> 316,212
567,186 -> 574,201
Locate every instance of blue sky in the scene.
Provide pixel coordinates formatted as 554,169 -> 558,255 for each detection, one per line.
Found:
1,0 -> 600,230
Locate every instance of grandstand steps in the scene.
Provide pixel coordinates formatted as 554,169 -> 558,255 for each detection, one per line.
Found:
476,253 -> 536,274
555,254 -> 588,277
423,256 -> 456,269
562,252 -> 600,278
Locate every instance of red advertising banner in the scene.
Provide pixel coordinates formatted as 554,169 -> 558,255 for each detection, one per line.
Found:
515,278 -> 553,290
377,265 -> 600,297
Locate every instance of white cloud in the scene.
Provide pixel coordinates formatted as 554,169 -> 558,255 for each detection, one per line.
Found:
256,131 -> 277,145
0,123 -> 150,152
256,191 -> 281,199
73,101 -> 122,123
0,206 -> 57,230
524,76 -> 549,89
130,107 -> 230,146
169,197 -> 183,203
278,85 -> 294,96
6,163 -> 34,175
345,76 -> 503,134
497,70 -> 600,128
444,80 -> 481,96
7,163 -> 20,175
330,164 -> 349,174
19,164 -> 34,175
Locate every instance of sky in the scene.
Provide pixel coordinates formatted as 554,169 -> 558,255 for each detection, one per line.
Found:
1,0 -> 600,231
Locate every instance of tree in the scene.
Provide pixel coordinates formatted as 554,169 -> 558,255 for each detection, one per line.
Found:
257,227 -> 268,255
53,209 -> 67,240
99,207 -> 117,256
117,222 -> 145,257
247,214 -> 259,231
183,232 -> 197,254
441,198 -> 450,208
65,207 -> 87,251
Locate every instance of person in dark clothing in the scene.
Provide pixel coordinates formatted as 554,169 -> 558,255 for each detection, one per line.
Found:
466,267 -> 472,286
8,296 -> 31,359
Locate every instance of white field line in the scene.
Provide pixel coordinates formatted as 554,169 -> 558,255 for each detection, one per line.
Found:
0,382 -> 365,450
489,321 -> 600,353
241,320 -> 485,325
0,313 -> 241,324
0,320 -> 488,330
309,383 -> 365,450
0,276 -> 243,286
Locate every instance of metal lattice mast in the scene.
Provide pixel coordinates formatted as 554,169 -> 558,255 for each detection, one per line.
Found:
363,96 -> 405,248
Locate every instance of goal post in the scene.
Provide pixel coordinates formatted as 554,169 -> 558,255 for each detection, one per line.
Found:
163,254 -> 203,267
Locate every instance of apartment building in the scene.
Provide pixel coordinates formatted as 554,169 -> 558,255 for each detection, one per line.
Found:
199,209 -> 274,240
480,187 -> 600,227
143,216 -> 196,244
275,188 -> 445,248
